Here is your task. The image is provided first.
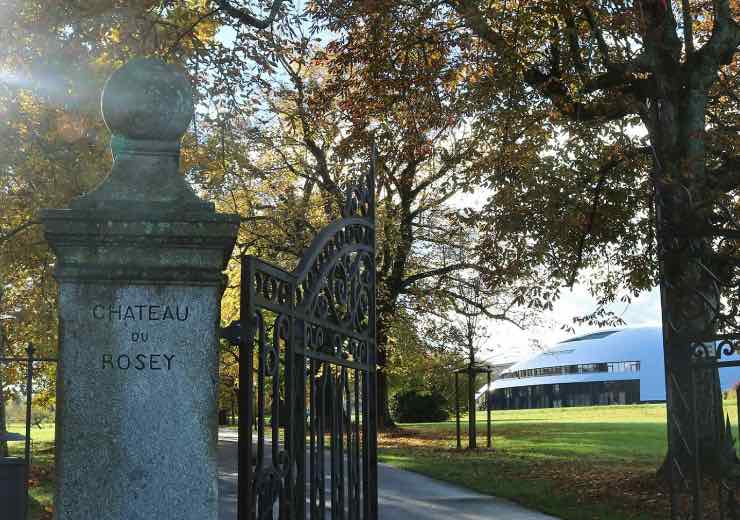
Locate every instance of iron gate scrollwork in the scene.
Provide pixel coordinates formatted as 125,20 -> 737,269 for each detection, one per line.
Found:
685,336 -> 740,520
236,164 -> 378,520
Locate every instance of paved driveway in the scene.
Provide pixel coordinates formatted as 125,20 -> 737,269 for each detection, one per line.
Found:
217,430 -> 558,520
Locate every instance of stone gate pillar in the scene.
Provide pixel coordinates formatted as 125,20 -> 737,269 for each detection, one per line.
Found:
41,58 -> 239,520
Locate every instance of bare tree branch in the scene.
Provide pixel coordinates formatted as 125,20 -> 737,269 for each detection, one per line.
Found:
432,288 -> 524,327
558,1 -> 586,78
0,220 -> 39,244
524,67 -> 640,121
693,0 -> 740,87
706,155 -> 740,192
401,262 -> 498,290
165,8 -> 221,56
446,0 -> 515,56
215,0 -> 286,30
582,3 -> 610,68
565,147 -> 651,287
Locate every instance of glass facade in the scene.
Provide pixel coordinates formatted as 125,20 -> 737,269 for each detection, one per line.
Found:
491,379 -> 641,410
499,360 -> 640,380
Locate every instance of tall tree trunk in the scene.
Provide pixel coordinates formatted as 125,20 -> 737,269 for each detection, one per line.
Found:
376,319 -> 395,430
649,87 -> 726,477
656,176 -> 725,477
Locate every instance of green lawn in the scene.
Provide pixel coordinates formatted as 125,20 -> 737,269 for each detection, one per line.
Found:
379,401 -> 739,520
412,403 -> 671,467
7,401 -> 739,520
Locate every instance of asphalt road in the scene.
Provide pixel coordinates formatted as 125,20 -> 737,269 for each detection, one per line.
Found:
217,429 -> 558,520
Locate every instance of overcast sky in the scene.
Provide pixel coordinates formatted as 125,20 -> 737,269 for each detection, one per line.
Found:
482,285 -> 662,364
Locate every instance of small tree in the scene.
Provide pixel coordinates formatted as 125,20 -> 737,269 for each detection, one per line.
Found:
449,275 -> 496,449
426,265 -> 516,449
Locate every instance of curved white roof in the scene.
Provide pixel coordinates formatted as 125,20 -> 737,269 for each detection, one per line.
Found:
481,326 -> 740,402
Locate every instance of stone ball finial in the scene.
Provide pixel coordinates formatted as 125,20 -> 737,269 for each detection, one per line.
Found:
101,58 -> 194,148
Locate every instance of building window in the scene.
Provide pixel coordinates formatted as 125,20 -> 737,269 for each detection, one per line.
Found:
501,360 -> 641,380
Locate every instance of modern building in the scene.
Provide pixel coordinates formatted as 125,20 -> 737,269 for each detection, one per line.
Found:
480,326 -> 740,410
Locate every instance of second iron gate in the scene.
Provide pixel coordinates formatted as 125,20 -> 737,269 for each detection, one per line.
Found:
234,165 -> 378,520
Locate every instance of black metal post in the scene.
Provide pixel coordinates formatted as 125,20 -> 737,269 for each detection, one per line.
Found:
24,343 -> 33,519
367,158 -> 379,519
487,370 -> 491,448
455,372 -> 461,450
468,367 -> 476,450
238,257 -> 254,520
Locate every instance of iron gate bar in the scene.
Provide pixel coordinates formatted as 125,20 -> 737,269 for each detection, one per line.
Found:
236,160 -> 378,520
692,359 -> 740,369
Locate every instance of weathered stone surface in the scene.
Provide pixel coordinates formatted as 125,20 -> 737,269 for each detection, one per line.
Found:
40,211 -> 238,284
55,284 -> 220,520
101,58 -> 194,144
71,57 -> 209,212
42,57 -> 239,520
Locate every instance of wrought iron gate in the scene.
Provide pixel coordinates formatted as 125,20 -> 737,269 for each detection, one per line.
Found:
687,336 -> 740,519
234,166 -> 378,520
